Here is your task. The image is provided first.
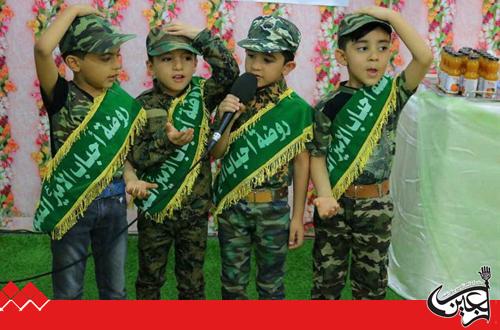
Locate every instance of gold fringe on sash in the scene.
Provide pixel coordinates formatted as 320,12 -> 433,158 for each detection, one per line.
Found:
51,108 -> 147,239
214,126 -> 313,216
229,89 -> 294,143
331,78 -> 398,200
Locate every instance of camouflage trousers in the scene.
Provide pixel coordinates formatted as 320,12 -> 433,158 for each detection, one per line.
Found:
311,193 -> 393,300
218,197 -> 290,300
135,208 -> 208,300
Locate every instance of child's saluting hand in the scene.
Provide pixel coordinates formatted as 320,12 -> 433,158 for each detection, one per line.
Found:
355,6 -> 393,21
164,22 -> 203,40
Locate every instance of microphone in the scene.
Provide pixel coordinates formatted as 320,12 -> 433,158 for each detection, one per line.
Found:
205,72 -> 258,154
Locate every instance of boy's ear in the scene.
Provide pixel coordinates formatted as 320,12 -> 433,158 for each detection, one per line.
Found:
335,49 -> 347,66
146,59 -> 154,76
64,55 -> 81,73
282,60 -> 296,76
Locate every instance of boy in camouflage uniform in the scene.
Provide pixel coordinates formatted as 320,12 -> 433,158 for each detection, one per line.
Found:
124,23 -> 239,299
212,16 -> 313,300
308,6 -> 432,299
34,5 -> 136,299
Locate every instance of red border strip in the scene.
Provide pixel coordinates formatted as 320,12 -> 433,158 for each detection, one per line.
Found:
1,300 -> 498,329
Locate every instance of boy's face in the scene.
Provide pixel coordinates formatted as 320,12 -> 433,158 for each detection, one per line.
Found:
244,50 -> 295,88
148,49 -> 197,97
336,27 -> 391,88
66,47 -> 122,96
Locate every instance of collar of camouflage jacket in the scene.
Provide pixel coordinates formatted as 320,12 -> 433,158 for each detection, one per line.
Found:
249,78 -> 288,111
338,81 -> 359,94
153,78 -> 191,99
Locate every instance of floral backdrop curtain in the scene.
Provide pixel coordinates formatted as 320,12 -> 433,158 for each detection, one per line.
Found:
0,0 -> 497,231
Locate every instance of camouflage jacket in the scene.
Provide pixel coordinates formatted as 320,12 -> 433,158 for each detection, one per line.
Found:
128,28 -> 239,215
230,78 -> 295,190
307,73 -> 415,185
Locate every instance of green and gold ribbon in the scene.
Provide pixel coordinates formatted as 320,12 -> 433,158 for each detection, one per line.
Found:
34,83 -> 146,239
135,77 -> 209,222
213,89 -> 313,215
327,75 -> 397,198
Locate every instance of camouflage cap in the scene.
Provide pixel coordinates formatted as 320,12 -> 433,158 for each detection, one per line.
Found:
339,13 -> 392,38
146,27 -> 201,56
59,15 -> 135,54
237,15 -> 301,53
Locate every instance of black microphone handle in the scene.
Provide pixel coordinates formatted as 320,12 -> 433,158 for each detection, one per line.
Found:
205,111 -> 235,154
216,111 -> 235,138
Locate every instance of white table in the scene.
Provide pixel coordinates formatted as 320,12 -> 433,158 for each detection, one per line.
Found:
388,87 -> 500,299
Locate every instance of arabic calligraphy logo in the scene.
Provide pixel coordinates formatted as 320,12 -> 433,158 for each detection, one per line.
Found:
427,266 -> 491,327
0,281 -> 50,312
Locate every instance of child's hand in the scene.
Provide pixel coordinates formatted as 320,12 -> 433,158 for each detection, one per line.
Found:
288,217 -> 304,250
126,180 -> 158,199
313,196 -> 340,220
69,4 -> 103,18
218,94 -> 246,121
355,6 -> 394,21
164,22 -> 202,40
165,122 -> 194,146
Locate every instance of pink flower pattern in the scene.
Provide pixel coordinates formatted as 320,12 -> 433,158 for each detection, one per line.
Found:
313,6 -> 345,101
477,0 -> 499,57
262,2 -> 291,18
200,0 -> 238,79
0,1 -> 19,221
426,0 -> 456,73
28,0 -> 66,177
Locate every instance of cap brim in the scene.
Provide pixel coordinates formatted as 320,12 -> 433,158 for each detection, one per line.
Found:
94,33 -> 136,53
371,20 -> 392,32
237,39 -> 288,53
148,43 -> 201,56
339,19 -> 392,37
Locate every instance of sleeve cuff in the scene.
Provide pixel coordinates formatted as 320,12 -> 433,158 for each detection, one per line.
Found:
153,127 -> 173,149
310,150 -> 327,157
192,29 -> 212,51
398,71 -> 418,95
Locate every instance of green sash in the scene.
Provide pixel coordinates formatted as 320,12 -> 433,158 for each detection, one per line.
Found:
326,75 -> 397,199
135,78 -> 209,221
213,89 -> 313,215
33,83 -> 147,239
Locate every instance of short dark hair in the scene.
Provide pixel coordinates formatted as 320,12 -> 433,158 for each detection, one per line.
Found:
147,50 -> 197,63
282,51 -> 295,63
338,22 -> 392,50
62,50 -> 87,60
